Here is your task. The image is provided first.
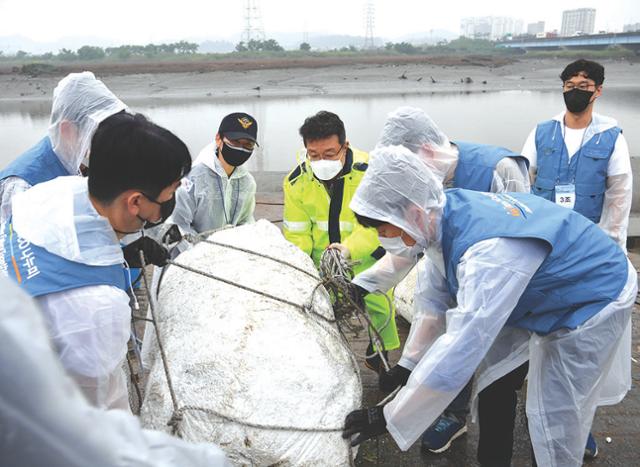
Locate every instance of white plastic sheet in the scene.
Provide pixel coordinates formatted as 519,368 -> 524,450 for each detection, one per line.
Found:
0,276 -> 231,467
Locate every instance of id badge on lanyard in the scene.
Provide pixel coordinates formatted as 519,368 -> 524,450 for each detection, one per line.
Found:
555,183 -> 576,209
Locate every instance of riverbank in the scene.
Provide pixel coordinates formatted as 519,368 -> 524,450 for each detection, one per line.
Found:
0,57 -> 637,105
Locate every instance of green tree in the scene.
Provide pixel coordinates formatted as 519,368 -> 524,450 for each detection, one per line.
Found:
144,43 -> 159,57
393,42 -> 418,54
174,40 -> 198,54
299,42 -> 311,51
58,48 -> 76,60
16,50 -> 28,58
77,45 -> 105,60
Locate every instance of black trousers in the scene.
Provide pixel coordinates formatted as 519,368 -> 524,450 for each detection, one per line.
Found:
477,362 -> 532,467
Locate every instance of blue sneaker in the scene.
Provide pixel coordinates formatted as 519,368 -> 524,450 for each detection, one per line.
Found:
584,432 -> 598,459
421,414 -> 467,454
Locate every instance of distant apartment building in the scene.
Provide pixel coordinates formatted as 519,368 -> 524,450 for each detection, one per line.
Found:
527,21 -> 545,35
623,23 -> 640,32
561,8 -> 596,36
461,16 -> 524,40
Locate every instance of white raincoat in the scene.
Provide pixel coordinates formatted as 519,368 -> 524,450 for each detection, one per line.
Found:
5,176 -> 131,410
168,142 -> 256,237
0,71 -> 127,226
354,106 -> 530,295
349,146 -> 636,466
0,275 -> 231,467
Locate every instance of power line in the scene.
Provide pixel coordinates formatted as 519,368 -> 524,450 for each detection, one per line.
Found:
363,0 -> 376,49
242,0 -> 266,43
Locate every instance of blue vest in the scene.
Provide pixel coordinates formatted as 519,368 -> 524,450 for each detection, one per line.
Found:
441,189 -> 627,335
453,141 -> 527,191
0,137 -> 70,185
3,221 -> 126,298
532,120 -> 620,223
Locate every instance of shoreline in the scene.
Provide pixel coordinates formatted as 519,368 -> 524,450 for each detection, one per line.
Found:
1,57 -> 637,103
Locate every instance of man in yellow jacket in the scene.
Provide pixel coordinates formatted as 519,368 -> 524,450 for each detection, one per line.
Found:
283,111 -> 400,371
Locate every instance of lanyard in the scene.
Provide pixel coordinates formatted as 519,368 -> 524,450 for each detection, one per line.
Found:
215,175 -> 240,225
558,119 -> 591,184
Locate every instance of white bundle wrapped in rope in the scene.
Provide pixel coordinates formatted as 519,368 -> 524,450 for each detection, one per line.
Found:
140,220 -> 362,466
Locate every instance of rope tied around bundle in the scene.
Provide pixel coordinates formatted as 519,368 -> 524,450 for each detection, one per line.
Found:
317,248 -> 391,372
135,226 -> 389,447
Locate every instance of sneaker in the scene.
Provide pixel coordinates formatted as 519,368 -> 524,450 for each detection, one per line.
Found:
421,414 -> 467,454
364,342 -> 388,373
584,432 -> 598,459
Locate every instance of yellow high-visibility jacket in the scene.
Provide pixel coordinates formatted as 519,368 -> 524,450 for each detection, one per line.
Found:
283,147 -> 399,350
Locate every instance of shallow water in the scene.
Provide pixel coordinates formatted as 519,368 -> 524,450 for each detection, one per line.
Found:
1,89 -> 639,173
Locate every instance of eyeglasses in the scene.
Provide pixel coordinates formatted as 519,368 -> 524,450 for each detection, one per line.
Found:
563,82 -> 596,91
224,138 -> 256,151
306,144 -> 345,161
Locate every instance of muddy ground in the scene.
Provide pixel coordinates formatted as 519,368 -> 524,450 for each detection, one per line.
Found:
1,57 -> 637,107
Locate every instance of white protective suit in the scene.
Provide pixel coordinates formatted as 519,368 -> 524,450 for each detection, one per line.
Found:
168,142 -> 256,238
349,146 -> 636,466
0,275 -> 231,467
0,71 -> 127,226
522,111 -> 633,251
3,176 -> 132,410
354,106 -> 530,295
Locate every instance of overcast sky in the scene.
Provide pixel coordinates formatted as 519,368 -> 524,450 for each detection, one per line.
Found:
0,0 -> 638,44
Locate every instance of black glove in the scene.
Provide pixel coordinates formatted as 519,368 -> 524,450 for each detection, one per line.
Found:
162,224 -> 182,245
123,236 -> 170,268
349,283 -> 369,310
342,406 -> 387,447
379,364 -> 411,393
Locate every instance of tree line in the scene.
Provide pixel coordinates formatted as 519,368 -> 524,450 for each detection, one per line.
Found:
9,41 -> 199,61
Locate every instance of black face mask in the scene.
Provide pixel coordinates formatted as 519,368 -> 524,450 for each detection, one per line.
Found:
563,88 -> 595,114
220,141 -> 253,167
138,192 -> 176,229
112,193 -> 176,235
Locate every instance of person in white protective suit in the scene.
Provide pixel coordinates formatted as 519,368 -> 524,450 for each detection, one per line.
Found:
167,112 -> 258,240
348,106 -> 530,454
341,145 -> 636,467
521,59 -> 633,458
1,112 -> 188,410
355,106 -> 530,296
522,59 -> 632,252
0,275 -> 231,467
0,71 -> 127,226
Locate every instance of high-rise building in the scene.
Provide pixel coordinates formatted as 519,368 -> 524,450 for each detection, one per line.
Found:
527,21 -> 545,35
561,8 -> 596,36
461,17 -> 524,40
623,23 -> 640,32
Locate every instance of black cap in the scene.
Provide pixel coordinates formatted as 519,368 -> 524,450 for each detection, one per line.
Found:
218,112 -> 258,144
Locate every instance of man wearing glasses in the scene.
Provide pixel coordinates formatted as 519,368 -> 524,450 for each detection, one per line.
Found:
522,59 -> 632,251
521,59 -> 633,460
283,111 -> 400,371
168,112 -> 258,237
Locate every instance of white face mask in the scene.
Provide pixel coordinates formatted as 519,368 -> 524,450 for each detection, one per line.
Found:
309,159 -> 343,181
379,235 -> 423,259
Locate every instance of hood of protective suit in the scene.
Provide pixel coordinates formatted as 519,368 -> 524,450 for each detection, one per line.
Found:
552,111 -> 619,143
374,106 -> 458,182
48,72 -> 127,175
11,176 -> 123,266
350,145 -> 445,246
